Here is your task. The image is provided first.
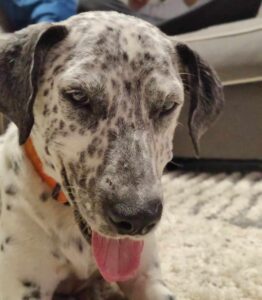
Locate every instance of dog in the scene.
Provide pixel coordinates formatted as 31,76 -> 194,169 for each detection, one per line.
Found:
0,11 -> 224,300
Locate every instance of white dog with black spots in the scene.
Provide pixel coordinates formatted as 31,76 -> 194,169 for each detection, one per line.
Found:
0,12 -> 223,300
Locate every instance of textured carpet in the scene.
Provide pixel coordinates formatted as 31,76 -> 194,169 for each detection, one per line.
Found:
159,171 -> 262,300
59,171 -> 262,300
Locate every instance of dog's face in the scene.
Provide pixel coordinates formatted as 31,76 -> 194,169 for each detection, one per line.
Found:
0,12 -> 224,239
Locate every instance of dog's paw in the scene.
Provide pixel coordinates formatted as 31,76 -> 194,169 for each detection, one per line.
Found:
130,280 -> 176,300
165,296 -> 176,300
145,283 -> 176,300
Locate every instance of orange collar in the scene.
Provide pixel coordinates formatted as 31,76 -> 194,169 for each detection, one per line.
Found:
24,138 -> 68,205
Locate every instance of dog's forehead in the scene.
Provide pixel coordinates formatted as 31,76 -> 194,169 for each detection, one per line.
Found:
48,12 -> 183,104
65,11 -> 170,47
60,12 -> 177,77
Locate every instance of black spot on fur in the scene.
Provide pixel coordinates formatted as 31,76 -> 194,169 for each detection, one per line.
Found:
6,204 -> 11,211
116,117 -> 125,130
108,102 -> 117,119
0,237 -> 12,252
53,64 -> 63,75
69,124 -> 76,132
96,35 -> 106,45
13,161 -> 20,174
124,81 -> 131,94
144,52 -> 151,60
5,184 -> 17,195
22,280 -> 41,299
88,144 -> 96,156
79,177 -> 87,189
53,105 -> 58,113
23,290 -> 40,300
136,79 -> 141,89
128,108 -> 133,119
75,238 -> 84,253
111,79 -> 117,88
51,251 -> 61,259
79,128 -> 86,136
59,120 -> 65,130
45,146 -> 50,156
43,104 -> 49,116
123,52 -> 128,62
40,192 -> 49,202
31,290 -> 40,298
5,237 -> 11,244
22,281 -> 36,288
101,62 -> 108,70
107,129 -> 117,143
139,59 -> 145,66
96,165 -> 103,177
43,89 -> 49,97
79,151 -> 86,164
130,60 -> 139,71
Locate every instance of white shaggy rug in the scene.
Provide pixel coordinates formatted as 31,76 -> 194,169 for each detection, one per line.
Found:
58,171 -> 262,300
159,171 -> 262,300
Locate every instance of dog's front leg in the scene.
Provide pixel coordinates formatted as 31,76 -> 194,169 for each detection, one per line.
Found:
119,234 -> 175,300
0,218 -> 70,300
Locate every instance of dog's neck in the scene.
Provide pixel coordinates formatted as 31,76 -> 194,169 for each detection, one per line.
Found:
24,137 -> 68,205
23,133 -> 92,244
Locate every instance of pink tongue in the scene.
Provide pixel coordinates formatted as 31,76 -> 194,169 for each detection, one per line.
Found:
92,231 -> 144,282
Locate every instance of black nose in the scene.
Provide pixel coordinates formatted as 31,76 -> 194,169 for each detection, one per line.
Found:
107,200 -> 163,236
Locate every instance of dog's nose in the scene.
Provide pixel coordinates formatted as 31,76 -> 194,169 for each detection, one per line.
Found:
107,199 -> 163,236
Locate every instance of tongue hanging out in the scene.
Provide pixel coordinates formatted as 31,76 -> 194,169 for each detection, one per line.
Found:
92,231 -> 144,282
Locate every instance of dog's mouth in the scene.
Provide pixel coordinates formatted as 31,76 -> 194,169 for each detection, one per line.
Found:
74,209 -> 144,282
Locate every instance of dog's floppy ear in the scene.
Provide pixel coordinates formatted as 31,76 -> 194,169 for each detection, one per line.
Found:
176,43 -> 224,156
0,23 -> 68,144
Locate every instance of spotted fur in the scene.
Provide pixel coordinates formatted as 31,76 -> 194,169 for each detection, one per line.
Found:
0,12 -> 223,300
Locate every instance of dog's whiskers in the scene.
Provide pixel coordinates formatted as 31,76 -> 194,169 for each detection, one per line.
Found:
177,122 -> 184,128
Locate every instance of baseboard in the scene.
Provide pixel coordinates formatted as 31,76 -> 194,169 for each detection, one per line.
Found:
166,158 -> 262,172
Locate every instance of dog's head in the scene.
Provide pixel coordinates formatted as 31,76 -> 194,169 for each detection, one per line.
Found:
0,12 -> 224,239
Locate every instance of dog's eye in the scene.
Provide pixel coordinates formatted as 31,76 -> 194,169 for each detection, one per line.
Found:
159,101 -> 178,117
63,89 -> 89,105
